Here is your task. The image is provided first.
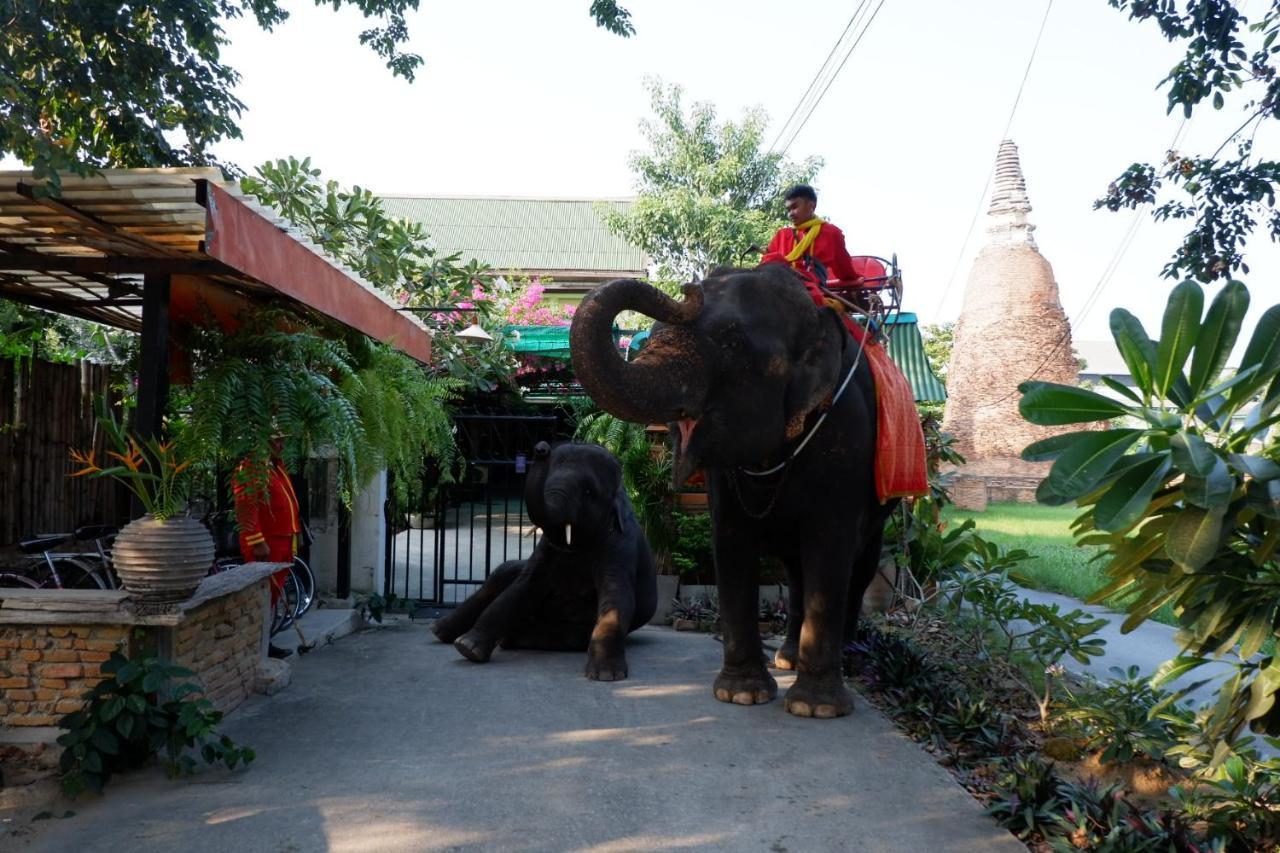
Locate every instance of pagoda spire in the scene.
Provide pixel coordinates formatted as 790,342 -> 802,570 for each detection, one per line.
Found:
985,139 -> 1037,248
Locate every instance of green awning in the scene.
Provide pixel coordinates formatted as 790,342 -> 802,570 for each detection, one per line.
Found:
884,313 -> 947,403
504,325 -> 573,360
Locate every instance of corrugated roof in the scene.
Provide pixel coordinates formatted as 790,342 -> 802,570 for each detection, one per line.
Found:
380,197 -> 648,273
885,312 -> 948,403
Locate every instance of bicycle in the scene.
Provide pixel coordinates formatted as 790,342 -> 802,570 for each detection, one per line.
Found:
0,533 -> 112,590
210,553 -> 314,636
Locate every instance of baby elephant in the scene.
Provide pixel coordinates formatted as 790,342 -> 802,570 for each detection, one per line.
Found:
431,441 -> 657,681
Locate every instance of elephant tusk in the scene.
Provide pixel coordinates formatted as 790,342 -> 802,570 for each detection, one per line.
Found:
565,523 -> 572,546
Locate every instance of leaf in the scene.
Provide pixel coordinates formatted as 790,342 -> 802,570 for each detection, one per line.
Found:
1100,375 -> 1142,404
98,696 -> 125,723
1152,656 -> 1210,686
89,728 -> 118,756
141,670 -> 165,693
1228,454 -> 1280,482
1169,430 -> 1216,476
1182,457 -> 1234,510
1018,381 -> 1132,425
1094,455 -> 1173,532
1154,280 -> 1203,398
1110,308 -> 1157,397
116,712 -> 135,740
1045,429 -> 1144,499
1228,304 -> 1280,408
1188,280 -> 1250,397
115,661 -> 141,684
1020,431 -> 1094,462
1164,506 -> 1225,571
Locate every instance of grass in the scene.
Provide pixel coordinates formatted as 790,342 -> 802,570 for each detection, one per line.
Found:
942,502 -> 1180,628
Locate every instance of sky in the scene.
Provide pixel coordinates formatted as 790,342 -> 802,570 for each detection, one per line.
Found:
13,1 -> 1280,346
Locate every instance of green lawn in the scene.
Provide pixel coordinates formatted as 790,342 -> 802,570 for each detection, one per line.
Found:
942,502 -> 1179,628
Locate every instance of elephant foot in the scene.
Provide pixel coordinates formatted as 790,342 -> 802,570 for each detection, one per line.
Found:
585,654 -> 629,682
784,672 -> 854,719
431,614 -> 468,643
713,665 -> 778,706
773,642 -> 798,670
454,630 -> 497,663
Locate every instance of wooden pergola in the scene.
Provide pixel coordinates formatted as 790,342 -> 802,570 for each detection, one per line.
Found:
0,168 -> 433,439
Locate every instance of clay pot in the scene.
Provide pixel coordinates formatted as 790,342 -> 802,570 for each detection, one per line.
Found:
112,515 -> 215,602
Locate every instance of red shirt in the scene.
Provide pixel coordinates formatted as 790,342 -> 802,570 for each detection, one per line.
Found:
762,221 -> 858,284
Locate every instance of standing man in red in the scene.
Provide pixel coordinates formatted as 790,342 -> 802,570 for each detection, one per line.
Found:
234,431 -> 301,659
761,184 -> 862,289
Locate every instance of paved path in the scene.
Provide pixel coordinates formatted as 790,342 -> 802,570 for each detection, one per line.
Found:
13,623 -> 1020,853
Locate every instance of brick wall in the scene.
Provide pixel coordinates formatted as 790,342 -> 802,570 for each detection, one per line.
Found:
0,625 -> 135,727
171,582 -> 266,714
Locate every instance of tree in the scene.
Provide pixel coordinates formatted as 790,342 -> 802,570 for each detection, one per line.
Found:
1096,1 -> 1280,283
0,2 -> 633,190
921,322 -> 955,386
601,80 -> 822,283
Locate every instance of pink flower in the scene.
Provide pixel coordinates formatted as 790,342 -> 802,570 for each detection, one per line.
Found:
618,336 -> 632,349
397,290 -> 411,305
458,301 -> 474,310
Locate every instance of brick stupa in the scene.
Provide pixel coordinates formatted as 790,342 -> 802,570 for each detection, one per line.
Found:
941,140 -> 1081,510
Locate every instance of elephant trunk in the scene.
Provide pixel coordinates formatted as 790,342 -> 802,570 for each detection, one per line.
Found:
570,279 -> 709,425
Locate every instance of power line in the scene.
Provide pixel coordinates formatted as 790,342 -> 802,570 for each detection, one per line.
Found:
767,1 -> 870,154
774,0 -> 889,156
931,0 -> 1056,320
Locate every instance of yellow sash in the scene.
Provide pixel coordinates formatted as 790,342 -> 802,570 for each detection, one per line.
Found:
784,218 -> 822,263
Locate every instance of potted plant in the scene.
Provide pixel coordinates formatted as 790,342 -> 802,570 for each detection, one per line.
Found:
70,399 -> 212,602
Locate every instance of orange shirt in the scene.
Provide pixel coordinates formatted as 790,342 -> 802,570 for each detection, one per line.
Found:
762,221 -> 858,284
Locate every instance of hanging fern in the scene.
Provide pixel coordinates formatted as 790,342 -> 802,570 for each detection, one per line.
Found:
180,309 -> 458,504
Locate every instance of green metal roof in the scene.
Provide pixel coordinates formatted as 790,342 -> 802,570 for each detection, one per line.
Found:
884,313 -> 947,403
380,197 -> 648,273
506,312 -> 947,403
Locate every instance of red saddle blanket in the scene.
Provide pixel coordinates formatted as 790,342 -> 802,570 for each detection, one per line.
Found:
792,269 -> 928,503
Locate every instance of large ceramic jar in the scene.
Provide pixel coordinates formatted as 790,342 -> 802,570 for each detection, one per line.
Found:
112,515 -> 215,602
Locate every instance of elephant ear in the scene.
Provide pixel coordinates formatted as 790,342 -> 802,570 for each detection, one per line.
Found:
525,442 -> 553,528
784,307 -> 846,429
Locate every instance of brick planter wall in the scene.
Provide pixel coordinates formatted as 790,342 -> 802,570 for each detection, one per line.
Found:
0,562 -> 280,771
0,625 -> 136,728
171,581 -> 266,714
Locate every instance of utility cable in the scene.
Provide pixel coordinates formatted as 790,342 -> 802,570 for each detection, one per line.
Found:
768,1 -> 870,154
774,0 -> 889,156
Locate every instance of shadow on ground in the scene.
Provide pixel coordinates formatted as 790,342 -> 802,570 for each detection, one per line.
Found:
11,622 -> 1021,852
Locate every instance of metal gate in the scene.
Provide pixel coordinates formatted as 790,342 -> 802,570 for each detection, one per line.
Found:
383,414 -> 561,607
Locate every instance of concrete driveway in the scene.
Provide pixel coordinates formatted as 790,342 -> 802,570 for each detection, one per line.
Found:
12,621 -> 1021,852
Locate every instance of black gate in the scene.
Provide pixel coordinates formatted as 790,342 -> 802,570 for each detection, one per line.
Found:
383,414 -> 561,608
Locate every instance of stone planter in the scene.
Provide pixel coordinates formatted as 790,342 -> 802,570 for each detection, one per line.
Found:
112,515 -> 215,602
649,574 -> 679,625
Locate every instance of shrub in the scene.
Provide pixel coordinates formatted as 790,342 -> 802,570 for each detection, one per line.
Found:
1059,665 -> 1180,765
57,650 -> 254,796
984,754 -> 1066,840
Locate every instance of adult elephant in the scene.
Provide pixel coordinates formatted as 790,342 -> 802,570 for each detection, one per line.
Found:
570,265 -> 896,719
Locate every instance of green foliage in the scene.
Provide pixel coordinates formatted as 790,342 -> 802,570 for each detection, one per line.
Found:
182,309 -> 457,503
241,157 -> 520,398
1059,665 -> 1180,765
601,79 -> 822,282
1018,280 -> 1280,759
1050,779 -> 1213,853
940,537 -> 1108,722
589,1 -> 635,36
574,410 -> 676,557
920,322 -> 955,386
670,511 -> 714,581
1170,745 -> 1280,851
1097,2 -> 1280,282
0,1 -> 423,189
984,754 -> 1066,840
0,300 -> 133,365
57,649 -> 254,797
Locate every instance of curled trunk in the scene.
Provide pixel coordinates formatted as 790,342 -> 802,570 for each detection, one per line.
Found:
570,280 -> 708,424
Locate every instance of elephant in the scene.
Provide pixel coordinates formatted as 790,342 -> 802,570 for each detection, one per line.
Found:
430,441 -> 657,681
569,266 -> 897,718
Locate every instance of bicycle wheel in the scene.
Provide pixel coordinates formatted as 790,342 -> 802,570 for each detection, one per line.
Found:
29,557 -> 108,590
271,571 -> 300,637
290,557 -> 316,619
0,572 -> 41,589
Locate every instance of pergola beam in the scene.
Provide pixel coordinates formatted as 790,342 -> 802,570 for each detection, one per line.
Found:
0,253 -> 225,275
